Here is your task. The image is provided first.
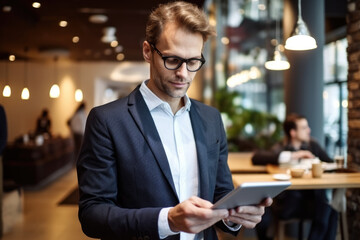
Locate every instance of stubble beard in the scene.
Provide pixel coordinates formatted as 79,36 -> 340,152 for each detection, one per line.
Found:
160,76 -> 190,99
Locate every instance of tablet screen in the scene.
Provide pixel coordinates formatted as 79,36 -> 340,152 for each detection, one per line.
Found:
212,181 -> 291,209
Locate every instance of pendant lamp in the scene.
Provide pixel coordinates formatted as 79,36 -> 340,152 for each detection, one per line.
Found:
265,19 -> 290,71
75,62 -> 84,102
284,0 -> 317,51
2,61 -> 11,97
21,53 -> 30,100
75,89 -> 83,102
50,57 -> 60,98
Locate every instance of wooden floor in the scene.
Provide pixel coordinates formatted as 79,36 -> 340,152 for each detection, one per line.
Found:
1,168 -> 94,240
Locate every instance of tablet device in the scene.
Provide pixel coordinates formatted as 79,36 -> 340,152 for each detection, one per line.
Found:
212,181 -> 291,209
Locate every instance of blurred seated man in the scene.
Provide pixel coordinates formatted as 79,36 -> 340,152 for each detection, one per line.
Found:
252,113 -> 337,240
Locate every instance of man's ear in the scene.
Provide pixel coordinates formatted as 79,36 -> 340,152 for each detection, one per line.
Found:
290,129 -> 296,138
143,41 -> 152,63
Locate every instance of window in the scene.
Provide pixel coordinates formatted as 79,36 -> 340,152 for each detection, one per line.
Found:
323,38 -> 348,157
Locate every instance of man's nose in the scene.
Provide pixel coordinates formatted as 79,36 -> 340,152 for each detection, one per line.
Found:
176,62 -> 188,77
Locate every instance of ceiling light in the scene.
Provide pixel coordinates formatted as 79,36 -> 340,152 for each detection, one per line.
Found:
32,2 -> 41,8
221,37 -> 229,45
258,4 -> 266,11
72,36 -> 80,43
284,0 -> 317,51
2,85 -> 11,97
50,57 -> 60,98
265,49 -> 290,70
2,62 -> 11,97
50,84 -> 60,98
2,6 -> 11,12
101,27 -> 116,43
21,87 -> 30,100
116,53 -> 125,61
265,13 -> 290,71
75,89 -> 83,102
89,14 -> 108,24
110,40 -> 118,47
21,54 -> 30,100
9,55 -> 15,61
59,21 -> 68,27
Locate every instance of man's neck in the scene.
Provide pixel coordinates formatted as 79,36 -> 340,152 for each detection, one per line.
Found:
169,97 -> 185,114
290,139 -> 302,150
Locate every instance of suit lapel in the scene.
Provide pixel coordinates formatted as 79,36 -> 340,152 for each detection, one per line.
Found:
189,102 -> 210,201
127,87 -> 178,200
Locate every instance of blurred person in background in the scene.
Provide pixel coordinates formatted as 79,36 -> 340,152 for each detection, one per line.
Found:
252,113 -> 337,240
35,108 -> 52,137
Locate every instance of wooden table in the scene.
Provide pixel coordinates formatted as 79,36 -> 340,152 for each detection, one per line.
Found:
228,153 -> 359,240
232,172 -> 360,190
227,152 -> 267,173
227,152 -> 360,189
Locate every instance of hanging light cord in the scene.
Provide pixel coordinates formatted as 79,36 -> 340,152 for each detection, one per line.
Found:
298,0 -> 302,21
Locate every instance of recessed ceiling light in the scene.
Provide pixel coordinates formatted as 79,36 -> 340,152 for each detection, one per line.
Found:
110,40 -> 118,47
2,6 -> 11,12
117,53 -> 125,61
59,21 -> 68,27
9,55 -> 15,61
72,36 -> 80,43
32,2 -> 41,8
89,14 -> 108,24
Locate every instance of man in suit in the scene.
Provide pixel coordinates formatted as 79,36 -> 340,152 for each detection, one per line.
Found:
252,113 -> 338,240
77,2 -> 272,240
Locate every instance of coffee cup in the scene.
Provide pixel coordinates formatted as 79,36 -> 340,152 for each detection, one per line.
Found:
312,162 -> 323,178
334,155 -> 345,168
290,168 -> 305,178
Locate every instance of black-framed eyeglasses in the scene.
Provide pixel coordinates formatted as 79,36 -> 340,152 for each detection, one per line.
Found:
149,43 -> 205,72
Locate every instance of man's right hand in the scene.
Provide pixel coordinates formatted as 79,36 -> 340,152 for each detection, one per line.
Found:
168,196 -> 229,234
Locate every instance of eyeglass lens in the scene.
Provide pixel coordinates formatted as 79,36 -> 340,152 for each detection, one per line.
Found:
164,57 -> 203,72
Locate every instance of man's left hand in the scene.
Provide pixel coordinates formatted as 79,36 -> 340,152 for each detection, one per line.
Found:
224,197 -> 273,229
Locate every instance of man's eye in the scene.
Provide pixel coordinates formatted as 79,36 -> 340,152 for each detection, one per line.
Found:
187,60 -> 199,67
166,58 -> 181,65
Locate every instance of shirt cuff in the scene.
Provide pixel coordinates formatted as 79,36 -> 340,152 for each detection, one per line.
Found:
158,207 -> 179,239
278,151 -> 292,164
222,219 -> 242,231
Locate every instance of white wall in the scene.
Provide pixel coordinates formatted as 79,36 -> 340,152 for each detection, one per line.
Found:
0,60 -> 149,141
0,60 -> 203,142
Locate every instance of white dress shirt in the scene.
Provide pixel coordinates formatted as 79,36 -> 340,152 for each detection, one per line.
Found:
140,81 -> 199,240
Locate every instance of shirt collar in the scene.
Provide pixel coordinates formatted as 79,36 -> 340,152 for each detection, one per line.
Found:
139,80 -> 191,112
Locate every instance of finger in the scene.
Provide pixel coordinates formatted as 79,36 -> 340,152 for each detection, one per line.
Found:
233,205 -> 265,216
226,215 -> 262,229
189,196 -> 214,208
188,197 -> 229,219
260,197 -> 273,207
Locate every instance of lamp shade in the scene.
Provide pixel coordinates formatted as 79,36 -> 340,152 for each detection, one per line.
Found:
265,50 -> 290,71
75,89 -> 83,102
285,18 -> 317,50
284,0 -> 317,51
49,84 -> 60,98
2,85 -> 11,97
21,87 -> 30,100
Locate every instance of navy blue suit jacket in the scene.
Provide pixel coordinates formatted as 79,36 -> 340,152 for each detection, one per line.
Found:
77,86 -> 235,240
